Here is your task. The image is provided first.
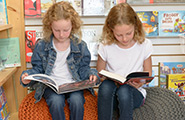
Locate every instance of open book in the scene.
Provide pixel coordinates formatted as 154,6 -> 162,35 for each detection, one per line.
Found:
99,70 -> 154,85
24,74 -> 98,94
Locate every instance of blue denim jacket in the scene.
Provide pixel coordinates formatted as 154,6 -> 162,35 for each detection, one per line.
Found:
20,35 -> 100,103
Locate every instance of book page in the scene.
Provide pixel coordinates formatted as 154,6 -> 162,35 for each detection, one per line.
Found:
99,70 -> 126,83
24,74 -> 58,90
58,79 -> 96,94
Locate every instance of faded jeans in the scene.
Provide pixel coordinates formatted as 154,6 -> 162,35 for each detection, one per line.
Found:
98,80 -> 144,120
43,88 -> 85,120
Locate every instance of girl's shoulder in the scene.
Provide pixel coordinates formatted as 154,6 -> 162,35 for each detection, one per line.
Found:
34,38 -> 52,51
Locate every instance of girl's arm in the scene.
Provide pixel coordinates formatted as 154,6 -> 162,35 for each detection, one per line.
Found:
96,55 -> 106,72
96,55 -> 108,82
128,55 -> 152,88
143,56 -> 152,76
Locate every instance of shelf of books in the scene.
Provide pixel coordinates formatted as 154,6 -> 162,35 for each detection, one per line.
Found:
0,67 -> 18,120
0,0 -> 27,119
0,24 -> 13,32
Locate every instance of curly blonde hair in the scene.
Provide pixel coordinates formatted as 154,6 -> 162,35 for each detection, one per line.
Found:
42,1 -> 83,42
102,3 -> 145,45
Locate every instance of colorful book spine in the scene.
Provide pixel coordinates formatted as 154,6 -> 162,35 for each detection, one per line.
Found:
159,62 -> 185,88
167,74 -> 185,102
0,87 -> 10,120
158,11 -> 185,36
137,11 -> 158,37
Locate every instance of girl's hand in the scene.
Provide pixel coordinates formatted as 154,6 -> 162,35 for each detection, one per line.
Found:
21,73 -> 31,85
127,81 -> 144,89
89,75 -> 98,82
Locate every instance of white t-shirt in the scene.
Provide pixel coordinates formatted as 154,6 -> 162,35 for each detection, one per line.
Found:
50,42 -> 74,86
98,39 -> 153,98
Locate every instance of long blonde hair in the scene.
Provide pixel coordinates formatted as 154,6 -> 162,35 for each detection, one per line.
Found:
42,1 -> 83,42
102,3 -> 145,45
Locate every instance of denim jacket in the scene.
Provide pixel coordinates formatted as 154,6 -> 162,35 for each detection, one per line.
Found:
20,35 -> 100,103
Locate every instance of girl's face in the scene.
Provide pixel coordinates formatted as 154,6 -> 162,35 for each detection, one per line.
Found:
112,24 -> 135,49
51,19 -> 72,42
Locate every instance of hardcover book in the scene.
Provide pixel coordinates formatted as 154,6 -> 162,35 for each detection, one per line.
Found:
143,70 -> 158,87
158,11 -> 185,36
0,37 -> 21,67
25,30 -> 37,62
137,11 -> 158,37
24,74 -> 99,94
167,74 -> 185,102
24,0 -> 41,18
158,62 -> 185,88
25,28 -> 43,62
99,70 -> 154,85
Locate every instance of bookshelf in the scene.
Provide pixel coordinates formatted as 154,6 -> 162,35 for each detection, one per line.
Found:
0,24 -> 13,31
0,67 -> 17,86
0,0 -> 27,120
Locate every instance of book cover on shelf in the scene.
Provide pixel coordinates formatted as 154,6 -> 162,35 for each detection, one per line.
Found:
158,62 -> 185,88
179,33 -> 185,54
137,11 -> 158,37
24,74 -> 99,94
158,11 -> 185,36
25,27 -> 43,62
41,0 -> 55,17
0,37 -> 21,67
25,30 -> 37,62
24,0 -> 41,18
72,0 -> 82,16
0,0 -> 8,25
81,26 -> 103,61
56,0 -> 82,16
99,70 -> 154,85
83,0 -> 104,16
166,74 -> 185,102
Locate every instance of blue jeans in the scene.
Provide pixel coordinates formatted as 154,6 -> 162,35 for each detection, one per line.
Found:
98,80 -> 144,120
43,88 -> 85,120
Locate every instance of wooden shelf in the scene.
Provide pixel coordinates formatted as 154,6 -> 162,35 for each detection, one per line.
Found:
0,67 -> 17,86
0,24 -> 13,32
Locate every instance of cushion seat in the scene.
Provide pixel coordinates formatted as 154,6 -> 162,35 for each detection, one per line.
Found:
19,87 -> 185,120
